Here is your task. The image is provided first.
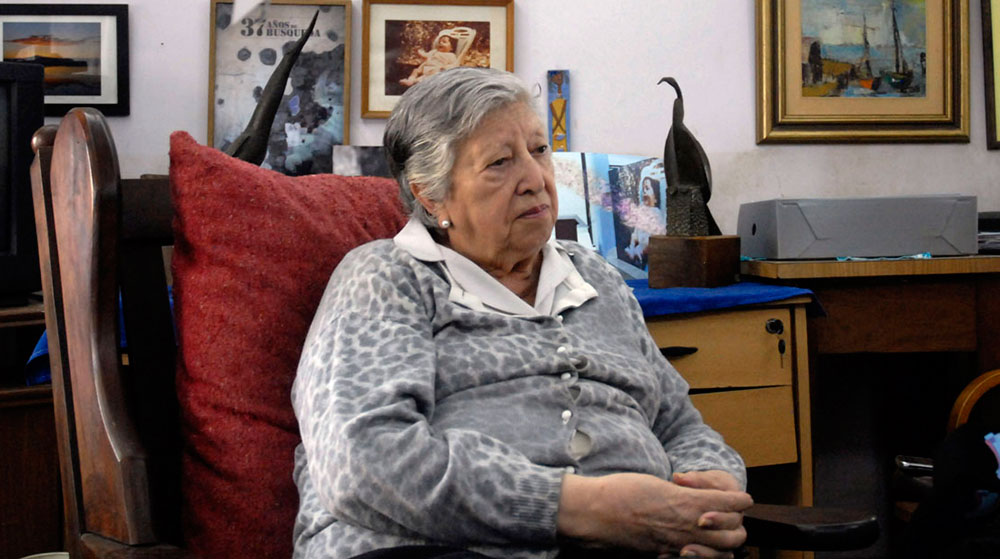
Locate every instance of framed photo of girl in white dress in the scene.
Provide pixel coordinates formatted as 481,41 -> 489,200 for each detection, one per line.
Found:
362,0 -> 514,118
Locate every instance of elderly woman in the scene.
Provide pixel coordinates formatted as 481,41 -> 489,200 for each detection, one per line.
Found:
292,67 -> 751,559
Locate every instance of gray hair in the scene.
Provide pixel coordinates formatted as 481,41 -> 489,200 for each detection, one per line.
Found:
383,67 -> 535,229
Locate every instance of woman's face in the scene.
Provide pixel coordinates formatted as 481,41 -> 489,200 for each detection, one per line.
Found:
431,102 -> 557,271
437,35 -> 453,51
642,178 -> 657,206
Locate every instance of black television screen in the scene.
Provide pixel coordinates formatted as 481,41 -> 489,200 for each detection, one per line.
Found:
0,62 -> 44,306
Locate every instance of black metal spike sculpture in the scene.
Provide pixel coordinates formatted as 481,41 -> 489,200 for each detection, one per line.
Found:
225,10 -> 319,165
659,77 -> 721,236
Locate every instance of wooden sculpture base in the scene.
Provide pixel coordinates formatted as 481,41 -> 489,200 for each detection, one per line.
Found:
648,235 -> 741,288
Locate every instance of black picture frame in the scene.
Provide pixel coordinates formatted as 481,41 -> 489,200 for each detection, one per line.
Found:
0,4 -> 129,117
984,0 -> 1000,149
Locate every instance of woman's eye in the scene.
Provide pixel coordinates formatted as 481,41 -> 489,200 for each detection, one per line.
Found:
533,145 -> 549,155
488,157 -> 509,167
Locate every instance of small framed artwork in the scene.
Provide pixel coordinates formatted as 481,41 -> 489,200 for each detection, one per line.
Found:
209,0 -> 350,175
0,4 -> 129,117
756,0 -> 969,143
362,0 -> 514,118
983,0 -> 1000,148
550,151 -> 667,279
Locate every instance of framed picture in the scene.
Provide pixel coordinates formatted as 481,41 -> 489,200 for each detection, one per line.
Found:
984,0 -> 1000,148
549,151 -> 667,279
209,0 -> 350,175
0,4 -> 129,117
756,0 -> 969,143
362,0 -> 514,118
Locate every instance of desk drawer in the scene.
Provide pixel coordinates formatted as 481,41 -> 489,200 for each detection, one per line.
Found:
647,307 -> 792,389
690,386 -> 798,467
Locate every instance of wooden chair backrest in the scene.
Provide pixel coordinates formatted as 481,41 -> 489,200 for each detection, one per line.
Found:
948,368 -> 1000,432
31,107 -> 187,558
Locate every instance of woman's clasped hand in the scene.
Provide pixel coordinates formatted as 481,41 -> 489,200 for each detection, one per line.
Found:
558,471 -> 752,558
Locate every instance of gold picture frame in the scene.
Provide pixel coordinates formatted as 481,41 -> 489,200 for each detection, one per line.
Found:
756,0 -> 969,143
208,0 -> 351,174
362,0 -> 514,118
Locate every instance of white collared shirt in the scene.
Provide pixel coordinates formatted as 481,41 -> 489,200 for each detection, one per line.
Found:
393,218 -> 597,317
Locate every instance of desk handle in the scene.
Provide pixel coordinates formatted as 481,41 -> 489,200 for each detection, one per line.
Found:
661,346 -> 698,358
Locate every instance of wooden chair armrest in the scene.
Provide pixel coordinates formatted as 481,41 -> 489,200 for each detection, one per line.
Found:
743,503 -> 879,551
81,534 -> 195,559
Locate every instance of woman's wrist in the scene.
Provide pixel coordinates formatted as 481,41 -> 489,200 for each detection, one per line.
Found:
556,473 -> 607,542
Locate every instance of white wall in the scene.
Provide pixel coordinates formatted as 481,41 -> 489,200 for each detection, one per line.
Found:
26,0 -> 1000,232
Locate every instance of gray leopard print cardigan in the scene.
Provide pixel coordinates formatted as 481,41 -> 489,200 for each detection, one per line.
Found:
291,239 -> 746,559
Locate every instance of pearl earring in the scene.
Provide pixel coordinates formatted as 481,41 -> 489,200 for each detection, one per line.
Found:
440,219 -> 451,229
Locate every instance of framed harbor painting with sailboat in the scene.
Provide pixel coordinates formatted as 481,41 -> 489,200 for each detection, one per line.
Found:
756,0 -> 969,143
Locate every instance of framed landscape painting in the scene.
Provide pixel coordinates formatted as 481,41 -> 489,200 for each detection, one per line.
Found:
362,0 -> 514,118
209,0 -> 350,175
756,0 -> 969,143
0,4 -> 129,116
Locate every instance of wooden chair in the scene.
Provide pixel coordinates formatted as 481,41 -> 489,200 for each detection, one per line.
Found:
894,368 -> 1000,518
31,109 -> 185,558
948,368 -> 1000,432
31,107 -> 878,558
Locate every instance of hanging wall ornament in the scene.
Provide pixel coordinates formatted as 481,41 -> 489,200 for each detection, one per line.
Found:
548,70 -> 570,152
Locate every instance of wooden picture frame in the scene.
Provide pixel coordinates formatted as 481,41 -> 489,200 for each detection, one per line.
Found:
209,0 -> 350,175
362,0 -> 514,118
984,0 -> 1000,148
0,4 -> 129,117
756,0 -> 969,143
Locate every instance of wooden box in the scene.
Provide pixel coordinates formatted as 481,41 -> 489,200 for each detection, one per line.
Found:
648,235 -> 740,288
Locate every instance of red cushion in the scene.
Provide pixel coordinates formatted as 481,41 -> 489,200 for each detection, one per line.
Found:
169,131 -> 407,558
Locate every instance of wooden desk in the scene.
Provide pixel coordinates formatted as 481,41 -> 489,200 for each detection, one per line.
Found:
741,256 -> 1000,372
645,297 -> 814,511
0,302 -> 62,558
741,256 -> 1000,557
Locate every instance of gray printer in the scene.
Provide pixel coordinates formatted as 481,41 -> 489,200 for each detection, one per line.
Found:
737,195 -> 978,259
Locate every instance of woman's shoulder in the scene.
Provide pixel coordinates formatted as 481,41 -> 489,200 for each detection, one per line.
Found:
331,238 -> 450,298
334,238 -> 427,281
317,239 -> 443,318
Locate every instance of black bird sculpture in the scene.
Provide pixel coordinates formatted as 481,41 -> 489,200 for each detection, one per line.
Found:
660,77 -> 721,236
225,10 -> 319,165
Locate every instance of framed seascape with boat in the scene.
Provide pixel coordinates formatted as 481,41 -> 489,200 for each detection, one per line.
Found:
756,0 -> 969,143
0,4 -> 129,116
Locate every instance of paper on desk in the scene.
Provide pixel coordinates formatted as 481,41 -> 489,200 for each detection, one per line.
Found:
835,252 -> 932,262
